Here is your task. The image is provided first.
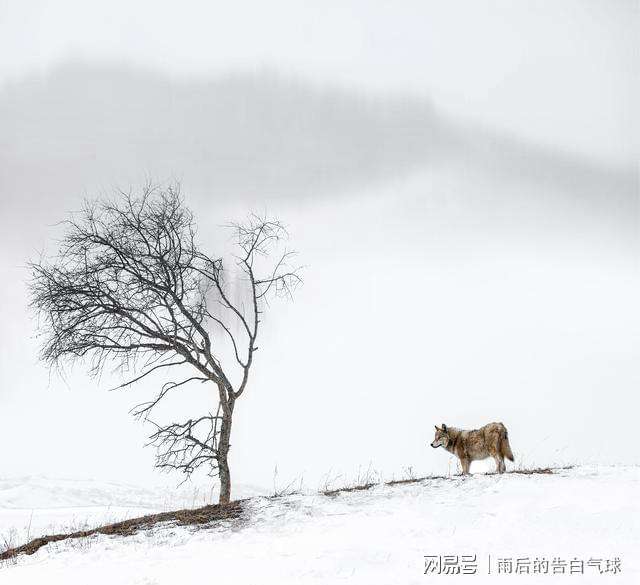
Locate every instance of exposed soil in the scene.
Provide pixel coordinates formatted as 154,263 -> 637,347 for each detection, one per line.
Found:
0,500 -> 243,562
322,466 -> 573,496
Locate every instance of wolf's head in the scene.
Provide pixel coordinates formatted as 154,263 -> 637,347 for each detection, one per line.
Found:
430,424 -> 450,449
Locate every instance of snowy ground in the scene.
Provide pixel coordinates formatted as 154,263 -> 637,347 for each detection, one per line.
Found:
0,476 -> 267,543
0,465 -> 637,584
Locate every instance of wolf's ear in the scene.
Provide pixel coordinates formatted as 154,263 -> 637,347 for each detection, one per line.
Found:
434,425 -> 440,431
442,423 -> 447,432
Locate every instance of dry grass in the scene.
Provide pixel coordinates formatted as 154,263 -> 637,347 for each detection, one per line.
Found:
322,482 -> 376,497
321,465 -> 574,497
0,501 -> 243,562
320,465 -> 381,496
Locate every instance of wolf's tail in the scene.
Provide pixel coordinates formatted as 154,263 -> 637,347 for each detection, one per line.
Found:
500,428 -> 514,462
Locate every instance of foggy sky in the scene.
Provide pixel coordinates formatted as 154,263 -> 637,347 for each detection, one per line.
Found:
0,0 -> 637,493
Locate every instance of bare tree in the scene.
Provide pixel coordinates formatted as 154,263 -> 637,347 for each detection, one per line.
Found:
29,184 -> 301,504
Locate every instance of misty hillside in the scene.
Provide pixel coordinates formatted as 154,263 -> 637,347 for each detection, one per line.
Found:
1,466 -> 637,584
0,65 -> 635,252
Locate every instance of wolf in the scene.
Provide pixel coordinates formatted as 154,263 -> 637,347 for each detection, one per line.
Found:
430,422 -> 514,474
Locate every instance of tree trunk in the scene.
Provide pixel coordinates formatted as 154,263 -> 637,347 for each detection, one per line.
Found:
217,396 -> 234,505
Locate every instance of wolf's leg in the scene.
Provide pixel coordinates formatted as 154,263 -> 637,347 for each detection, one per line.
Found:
460,458 -> 471,475
494,456 -> 505,474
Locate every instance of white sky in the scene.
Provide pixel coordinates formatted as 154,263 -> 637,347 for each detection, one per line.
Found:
0,1 -> 637,492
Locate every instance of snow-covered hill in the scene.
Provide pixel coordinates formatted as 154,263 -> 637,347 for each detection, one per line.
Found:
0,476 -> 268,509
0,475 -> 268,545
1,465 -> 637,584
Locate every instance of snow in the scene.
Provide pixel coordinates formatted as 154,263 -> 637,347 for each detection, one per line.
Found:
0,465 -> 637,584
0,476 -> 267,543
